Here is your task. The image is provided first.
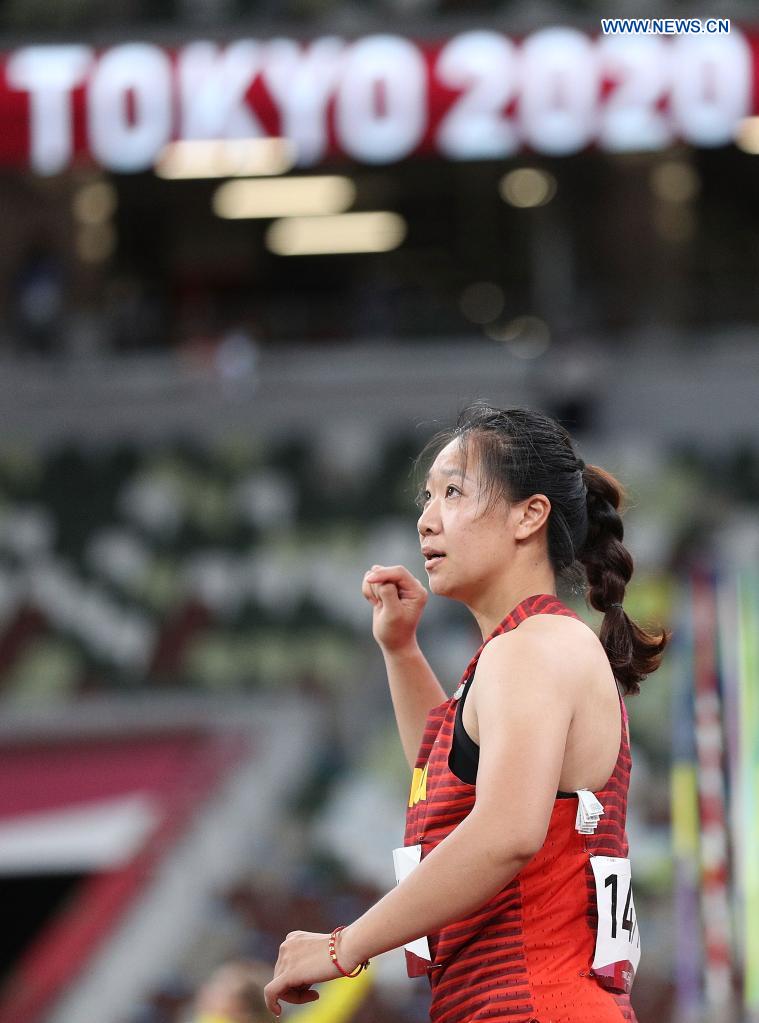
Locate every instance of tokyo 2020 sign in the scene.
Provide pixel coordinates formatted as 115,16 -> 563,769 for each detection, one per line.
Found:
0,28 -> 754,174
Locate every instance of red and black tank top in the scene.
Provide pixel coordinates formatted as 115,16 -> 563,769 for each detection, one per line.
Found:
403,593 -> 638,1023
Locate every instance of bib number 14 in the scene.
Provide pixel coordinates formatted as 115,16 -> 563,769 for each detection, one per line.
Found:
589,856 -> 641,994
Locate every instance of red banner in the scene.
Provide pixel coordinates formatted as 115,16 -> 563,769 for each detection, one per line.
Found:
0,28 -> 757,174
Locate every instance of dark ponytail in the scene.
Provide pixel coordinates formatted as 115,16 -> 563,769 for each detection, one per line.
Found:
578,463 -> 668,695
416,403 -> 669,695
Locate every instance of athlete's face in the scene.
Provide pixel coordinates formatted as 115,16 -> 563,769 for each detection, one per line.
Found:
417,437 -> 520,602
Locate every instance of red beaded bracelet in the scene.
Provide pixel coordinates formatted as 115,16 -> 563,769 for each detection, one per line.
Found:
328,926 -> 370,978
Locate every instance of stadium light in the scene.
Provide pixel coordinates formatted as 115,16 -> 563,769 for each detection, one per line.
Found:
485,315 -> 551,358
72,181 -> 118,225
735,117 -> 759,155
213,176 -> 356,220
499,168 -> 557,208
459,282 -> 505,325
649,161 -> 700,203
266,212 -> 407,256
155,138 -> 296,179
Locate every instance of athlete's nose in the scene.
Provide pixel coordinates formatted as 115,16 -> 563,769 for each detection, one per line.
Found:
417,500 -> 440,538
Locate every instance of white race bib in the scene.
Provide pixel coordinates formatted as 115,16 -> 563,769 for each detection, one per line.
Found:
392,845 -> 432,961
589,856 -> 641,993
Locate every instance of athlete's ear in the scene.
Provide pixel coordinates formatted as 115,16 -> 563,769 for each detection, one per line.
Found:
513,494 -> 551,540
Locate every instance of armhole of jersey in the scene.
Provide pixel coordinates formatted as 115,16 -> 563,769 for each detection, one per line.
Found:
448,675 -> 478,785
448,672 -> 577,798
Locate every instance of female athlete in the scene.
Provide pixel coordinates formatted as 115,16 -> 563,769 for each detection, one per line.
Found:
264,403 -> 668,1022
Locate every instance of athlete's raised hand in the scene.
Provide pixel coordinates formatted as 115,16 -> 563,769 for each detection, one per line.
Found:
362,564 -> 428,652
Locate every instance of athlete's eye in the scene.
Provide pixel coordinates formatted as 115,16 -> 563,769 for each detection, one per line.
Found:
445,485 -> 461,498
416,489 -> 431,509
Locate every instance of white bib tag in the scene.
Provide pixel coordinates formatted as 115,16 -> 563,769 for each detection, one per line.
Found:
575,788 -> 604,834
589,855 -> 641,992
392,845 -> 432,961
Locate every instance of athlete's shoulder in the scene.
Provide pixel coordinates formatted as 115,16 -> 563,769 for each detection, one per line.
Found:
517,608 -> 600,645
477,610 -> 604,688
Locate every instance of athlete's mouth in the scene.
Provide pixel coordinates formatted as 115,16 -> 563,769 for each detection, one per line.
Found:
422,550 -> 445,567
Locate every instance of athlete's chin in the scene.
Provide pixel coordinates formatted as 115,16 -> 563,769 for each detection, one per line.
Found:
426,573 -> 448,596
427,571 -> 462,600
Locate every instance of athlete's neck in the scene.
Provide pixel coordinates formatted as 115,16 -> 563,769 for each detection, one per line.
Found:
467,563 -> 558,640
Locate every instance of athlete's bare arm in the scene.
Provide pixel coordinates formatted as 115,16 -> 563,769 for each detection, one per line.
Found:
377,641 -> 446,772
264,626 -> 581,1011
362,564 -> 447,770
339,628 -> 577,958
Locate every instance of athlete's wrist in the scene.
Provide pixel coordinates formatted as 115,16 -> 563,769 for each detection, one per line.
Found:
378,636 -> 422,660
333,923 -> 365,975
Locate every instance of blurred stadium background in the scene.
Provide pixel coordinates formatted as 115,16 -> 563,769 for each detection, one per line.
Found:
0,2 -> 758,1022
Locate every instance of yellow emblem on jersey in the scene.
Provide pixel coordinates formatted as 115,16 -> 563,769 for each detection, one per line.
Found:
408,763 -> 428,807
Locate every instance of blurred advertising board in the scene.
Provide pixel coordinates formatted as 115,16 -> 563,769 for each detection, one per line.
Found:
0,27 -> 755,175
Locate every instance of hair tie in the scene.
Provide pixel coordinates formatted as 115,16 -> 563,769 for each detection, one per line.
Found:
609,602 -> 624,610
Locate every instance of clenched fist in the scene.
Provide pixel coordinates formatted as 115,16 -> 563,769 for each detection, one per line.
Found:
362,564 -> 428,652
